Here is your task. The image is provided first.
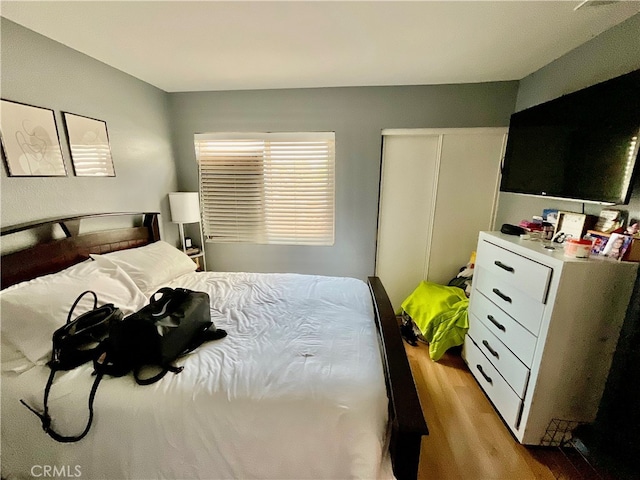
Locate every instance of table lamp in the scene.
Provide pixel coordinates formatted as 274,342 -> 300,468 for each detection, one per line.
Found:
168,192 -> 201,253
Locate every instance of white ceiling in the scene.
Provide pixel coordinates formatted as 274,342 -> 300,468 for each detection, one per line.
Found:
2,1 -> 639,93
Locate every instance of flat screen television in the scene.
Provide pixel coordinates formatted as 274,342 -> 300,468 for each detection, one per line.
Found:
500,69 -> 640,205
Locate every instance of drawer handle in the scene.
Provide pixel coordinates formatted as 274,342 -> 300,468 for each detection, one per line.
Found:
487,315 -> 506,332
476,364 -> 493,384
492,288 -> 512,303
482,340 -> 499,359
494,260 -> 514,273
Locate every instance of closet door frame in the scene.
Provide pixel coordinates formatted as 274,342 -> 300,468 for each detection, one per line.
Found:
376,128 -> 507,306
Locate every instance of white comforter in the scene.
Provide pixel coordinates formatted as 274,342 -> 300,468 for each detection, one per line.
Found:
2,272 -> 391,480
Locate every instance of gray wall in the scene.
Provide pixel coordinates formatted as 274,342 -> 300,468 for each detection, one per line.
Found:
8,10 -> 638,279
0,19 -> 178,243
495,13 -> 640,228
169,83 -> 519,280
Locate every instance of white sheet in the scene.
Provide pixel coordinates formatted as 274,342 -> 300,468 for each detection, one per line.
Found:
1,272 -> 392,480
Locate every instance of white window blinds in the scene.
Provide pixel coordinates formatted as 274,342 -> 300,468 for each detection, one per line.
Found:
195,132 -> 335,245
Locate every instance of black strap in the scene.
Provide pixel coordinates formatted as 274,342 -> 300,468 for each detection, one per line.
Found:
66,291 -> 98,325
149,287 -> 180,310
150,287 -> 175,303
20,367 -> 104,443
133,364 -> 183,386
144,288 -> 179,319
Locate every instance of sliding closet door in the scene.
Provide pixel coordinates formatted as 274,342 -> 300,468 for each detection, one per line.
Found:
376,128 -> 507,311
428,130 -> 507,284
376,134 -> 440,311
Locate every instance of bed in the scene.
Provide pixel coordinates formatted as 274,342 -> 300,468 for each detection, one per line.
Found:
0,212 -> 427,480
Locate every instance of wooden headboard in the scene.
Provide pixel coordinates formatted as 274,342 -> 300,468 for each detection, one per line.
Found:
1,212 -> 160,289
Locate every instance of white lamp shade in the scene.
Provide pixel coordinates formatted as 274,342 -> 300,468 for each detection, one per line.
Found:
169,192 -> 201,223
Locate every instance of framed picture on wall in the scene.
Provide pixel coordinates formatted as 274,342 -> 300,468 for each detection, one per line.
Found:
0,99 -> 67,177
63,112 -> 115,177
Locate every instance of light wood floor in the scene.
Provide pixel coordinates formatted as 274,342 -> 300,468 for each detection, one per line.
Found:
405,342 -> 605,480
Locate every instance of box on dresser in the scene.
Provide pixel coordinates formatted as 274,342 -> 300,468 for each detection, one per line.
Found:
463,231 -> 638,445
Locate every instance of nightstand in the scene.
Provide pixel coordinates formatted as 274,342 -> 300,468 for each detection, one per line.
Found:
185,247 -> 205,271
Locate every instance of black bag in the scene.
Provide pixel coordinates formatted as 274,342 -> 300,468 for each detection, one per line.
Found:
96,287 -> 226,385
22,288 -> 226,443
50,290 -> 123,370
21,290 -> 123,443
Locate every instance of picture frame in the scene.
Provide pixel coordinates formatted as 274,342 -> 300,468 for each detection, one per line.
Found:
553,211 -> 597,241
62,112 -> 115,177
0,99 -> 67,177
602,233 -> 633,260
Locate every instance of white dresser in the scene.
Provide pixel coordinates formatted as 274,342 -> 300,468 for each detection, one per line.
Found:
463,231 -> 638,445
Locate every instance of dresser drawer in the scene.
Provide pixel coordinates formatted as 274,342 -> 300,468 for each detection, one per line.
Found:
474,267 -> 545,336
476,240 -> 552,304
463,337 -> 523,430
470,291 -> 537,367
468,313 -> 530,398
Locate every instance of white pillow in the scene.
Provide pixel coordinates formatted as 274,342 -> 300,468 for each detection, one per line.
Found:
1,338 -> 33,373
0,260 -> 147,365
90,241 -> 197,294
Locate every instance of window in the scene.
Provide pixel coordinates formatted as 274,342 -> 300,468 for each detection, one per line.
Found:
195,132 -> 335,246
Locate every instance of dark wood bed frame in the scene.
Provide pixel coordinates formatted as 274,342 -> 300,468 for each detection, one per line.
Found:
1,212 -> 428,480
